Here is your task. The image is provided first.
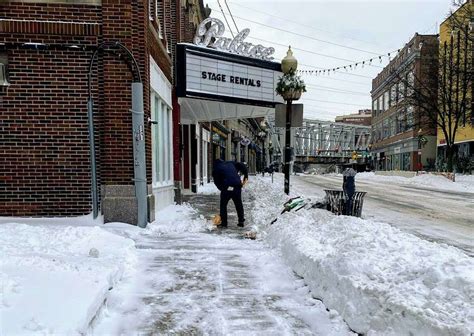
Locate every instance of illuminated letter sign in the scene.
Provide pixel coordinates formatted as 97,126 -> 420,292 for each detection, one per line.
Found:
193,18 -> 275,61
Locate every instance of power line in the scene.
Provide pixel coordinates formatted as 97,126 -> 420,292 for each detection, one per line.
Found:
305,84 -> 369,96
224,0 -> 239,33
301,98 -> 370,107
213,25 -> 384,80
247,35 -> 359,63
309,75 -> 368,86
209,7 -> 389,77
303,104 -> 354,113
247,34 -> 382,75
210,6 -> 406,77
209,6 -> 382,56
216,0 -> 235,38
307,89 -> 367,97
226,0 -> 389,50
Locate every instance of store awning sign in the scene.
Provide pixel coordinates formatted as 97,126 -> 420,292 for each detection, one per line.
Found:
193,18 -> 275,61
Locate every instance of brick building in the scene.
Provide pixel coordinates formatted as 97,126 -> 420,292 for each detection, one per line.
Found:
335,109 -> 372,126
0,0 -> 204,223
370,33 -> 438,171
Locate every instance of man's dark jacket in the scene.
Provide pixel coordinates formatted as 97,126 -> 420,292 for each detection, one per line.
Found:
212,160 -> 248,191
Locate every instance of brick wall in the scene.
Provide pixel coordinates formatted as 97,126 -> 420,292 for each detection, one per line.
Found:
1,0 -> 172,217
0,48 -> 98,216
1,2 -> 102,216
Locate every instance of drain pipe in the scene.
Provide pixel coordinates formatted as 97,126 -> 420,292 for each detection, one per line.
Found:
131,82 -> 147,228
88,42 -> 147,228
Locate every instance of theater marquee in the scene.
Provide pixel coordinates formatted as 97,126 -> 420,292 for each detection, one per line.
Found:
177,43 -> 283,107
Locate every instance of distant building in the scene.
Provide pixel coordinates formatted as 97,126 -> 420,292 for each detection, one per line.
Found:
335,109 -> 372,126
370,33 -> 439,171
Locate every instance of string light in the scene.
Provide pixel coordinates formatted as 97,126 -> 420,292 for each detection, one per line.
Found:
297,46 -> 402,76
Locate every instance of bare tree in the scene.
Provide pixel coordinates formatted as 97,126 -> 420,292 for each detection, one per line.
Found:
447,0 -> 473,43
389,2 -> 473,172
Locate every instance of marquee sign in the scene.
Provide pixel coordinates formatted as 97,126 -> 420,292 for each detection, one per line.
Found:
193,18 -> 275,61
177,44 -> 283,107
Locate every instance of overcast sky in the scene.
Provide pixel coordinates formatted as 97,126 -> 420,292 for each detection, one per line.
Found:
205,0 -> 453,121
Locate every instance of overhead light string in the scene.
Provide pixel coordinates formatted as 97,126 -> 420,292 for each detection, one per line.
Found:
297,47 -> 404,76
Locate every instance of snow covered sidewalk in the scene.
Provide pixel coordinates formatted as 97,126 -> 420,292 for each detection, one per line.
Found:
0,221 -> 137,335
248,175 -> 474,335
3,175 -> 472,335
93,202 -> 353,335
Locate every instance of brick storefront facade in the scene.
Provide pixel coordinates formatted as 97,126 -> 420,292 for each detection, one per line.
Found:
370,34 -> 438,171
1,0 -> 174,222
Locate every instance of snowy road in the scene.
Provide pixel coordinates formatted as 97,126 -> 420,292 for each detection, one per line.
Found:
291,174 -> 474,256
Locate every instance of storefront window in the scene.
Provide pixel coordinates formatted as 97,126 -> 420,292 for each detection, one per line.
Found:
393,154 -> 400,170
152,94 -> 173,186
402,152 -> 411,171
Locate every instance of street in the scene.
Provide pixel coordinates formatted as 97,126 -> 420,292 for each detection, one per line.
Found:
291,174 -> 474,256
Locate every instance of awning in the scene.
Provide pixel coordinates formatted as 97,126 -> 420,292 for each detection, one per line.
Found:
179,97 -> 274,124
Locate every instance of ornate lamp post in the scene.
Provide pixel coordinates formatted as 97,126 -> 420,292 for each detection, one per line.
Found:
278,46 -> 304,195
417,128 -> 427,171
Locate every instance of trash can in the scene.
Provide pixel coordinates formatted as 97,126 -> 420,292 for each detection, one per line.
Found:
324,189 -> 367,217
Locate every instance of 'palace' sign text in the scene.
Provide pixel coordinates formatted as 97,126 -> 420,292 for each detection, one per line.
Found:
193,18 -> 275,61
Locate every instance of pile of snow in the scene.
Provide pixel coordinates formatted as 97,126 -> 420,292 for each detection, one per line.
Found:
148,203 -> 211,235
456,174 -> 474,184
356,172 -> 474,193
0,223 -> 136,335
413,173 -> 474,192
356,172 -> 410,184
247,175 -> 474,335
196,182 -> 220,195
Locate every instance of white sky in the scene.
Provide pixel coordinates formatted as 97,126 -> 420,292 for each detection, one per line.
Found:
205,0 -> 452,121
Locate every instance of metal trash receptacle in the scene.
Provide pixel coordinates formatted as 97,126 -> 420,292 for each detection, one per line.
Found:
324,189 -> 367,217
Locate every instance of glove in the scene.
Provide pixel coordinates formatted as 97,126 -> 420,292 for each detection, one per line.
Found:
212,214 -> 222,225
241,178 -> 248,187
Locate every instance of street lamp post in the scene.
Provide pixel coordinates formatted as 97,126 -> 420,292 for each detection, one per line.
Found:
280,47 -> 299,195
417,128 -> 427,172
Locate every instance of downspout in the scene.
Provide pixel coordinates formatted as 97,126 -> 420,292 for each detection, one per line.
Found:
88,41 -> 146,228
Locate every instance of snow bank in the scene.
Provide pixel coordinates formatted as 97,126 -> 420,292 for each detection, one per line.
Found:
196,182 -> 220,195
0,223 -> 136,335
356,172 -> 474,193
247,175 -> 474,335
148,203 -> 211,235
